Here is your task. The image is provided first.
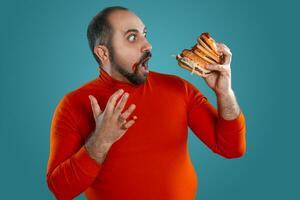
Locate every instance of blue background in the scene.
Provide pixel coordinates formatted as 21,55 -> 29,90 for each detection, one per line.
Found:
1,0 -> 299,199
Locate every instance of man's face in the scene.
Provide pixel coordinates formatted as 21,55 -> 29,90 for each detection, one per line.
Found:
107,10 -> 152,85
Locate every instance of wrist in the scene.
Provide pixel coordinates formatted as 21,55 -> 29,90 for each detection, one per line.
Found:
215,88 -> 234,98
85,137 -> 112,164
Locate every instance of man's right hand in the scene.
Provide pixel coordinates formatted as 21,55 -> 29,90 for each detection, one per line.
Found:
85,89 -> 137,164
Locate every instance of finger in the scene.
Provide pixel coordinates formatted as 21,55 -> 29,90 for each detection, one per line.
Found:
121,119 -> 137,129
119,115 -> 137,124
219,43 -> 231,54
114,92 -> 129,115
117,114 -> 127,124
120,104 -> 136,120
217,43 -> 231,55
223,53 -> 231,65
205,64 -> 225,72
88,95 -> 102,119
216,43 -> 224,55
218,43 -> 231,55
216,44 -> 232,64
107,89 -> 124,112
202,72 -> 211,78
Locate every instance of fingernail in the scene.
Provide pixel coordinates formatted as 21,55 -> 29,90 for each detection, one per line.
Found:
119,89 -> 124,93
124,93 -> 129,97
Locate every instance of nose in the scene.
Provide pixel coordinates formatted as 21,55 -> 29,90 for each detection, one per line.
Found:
141,38 -> 152,53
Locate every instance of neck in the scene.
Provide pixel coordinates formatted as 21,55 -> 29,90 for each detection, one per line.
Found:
102,65 -> 131,84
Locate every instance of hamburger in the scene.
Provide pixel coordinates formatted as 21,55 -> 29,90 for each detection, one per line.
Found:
176,32 -> 224,77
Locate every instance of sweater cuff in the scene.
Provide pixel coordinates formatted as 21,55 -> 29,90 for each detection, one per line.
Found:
218,111 -> 246,133
73,146 -> 102,177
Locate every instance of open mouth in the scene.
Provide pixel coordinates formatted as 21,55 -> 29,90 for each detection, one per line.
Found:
140,57 -> 150,70
131,52 -> 152,72
139,51 -> 152,70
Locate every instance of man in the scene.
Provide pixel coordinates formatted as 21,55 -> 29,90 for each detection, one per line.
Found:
47,6 -> 246,200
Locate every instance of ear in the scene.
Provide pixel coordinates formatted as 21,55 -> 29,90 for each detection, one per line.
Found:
93,45 -> 109,63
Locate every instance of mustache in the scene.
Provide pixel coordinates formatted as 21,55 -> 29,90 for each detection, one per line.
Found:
138,51 -> 152,65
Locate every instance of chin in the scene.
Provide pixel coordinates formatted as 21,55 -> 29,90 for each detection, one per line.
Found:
132,76 -> 147,85
130,72 -> 148,85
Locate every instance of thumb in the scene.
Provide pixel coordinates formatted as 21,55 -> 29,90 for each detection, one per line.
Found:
88,95 -> 102,119
205,64 -> 223,72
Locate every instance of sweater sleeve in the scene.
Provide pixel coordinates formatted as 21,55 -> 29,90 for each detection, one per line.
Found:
47,95 -> 101,200
185,81 -> 246,159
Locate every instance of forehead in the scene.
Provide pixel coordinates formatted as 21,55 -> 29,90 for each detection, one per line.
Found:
108,10 -> 145,33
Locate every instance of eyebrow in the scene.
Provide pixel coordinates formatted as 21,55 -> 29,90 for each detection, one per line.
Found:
124,27 -> 147,36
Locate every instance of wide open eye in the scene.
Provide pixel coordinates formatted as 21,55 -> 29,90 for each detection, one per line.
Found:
127,34 -> 137,42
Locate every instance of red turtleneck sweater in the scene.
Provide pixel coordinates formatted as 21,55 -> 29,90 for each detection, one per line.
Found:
47,68 -> 246,200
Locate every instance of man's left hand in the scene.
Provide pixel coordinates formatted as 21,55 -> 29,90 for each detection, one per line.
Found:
203,43 -> 233,95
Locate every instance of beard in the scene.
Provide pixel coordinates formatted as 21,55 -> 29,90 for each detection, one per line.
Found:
113,64 -> 147,85
108,43 -> 151,85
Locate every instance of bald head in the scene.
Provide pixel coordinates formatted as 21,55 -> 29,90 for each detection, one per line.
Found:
87,6 -> 129,66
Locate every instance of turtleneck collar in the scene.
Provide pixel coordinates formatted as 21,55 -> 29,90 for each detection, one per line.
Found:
97,67 -> 146,92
